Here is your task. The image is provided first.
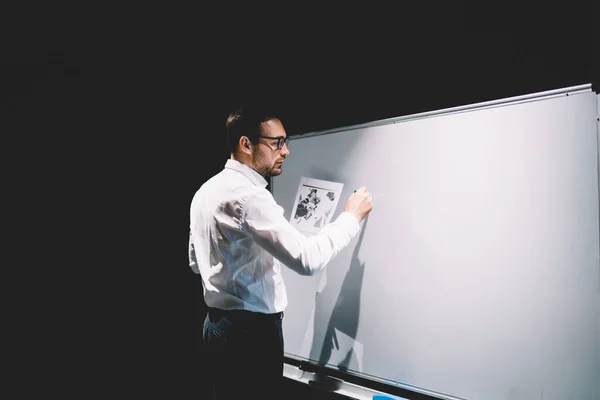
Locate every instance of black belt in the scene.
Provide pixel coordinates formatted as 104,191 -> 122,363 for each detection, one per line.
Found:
207,307 -> 283,322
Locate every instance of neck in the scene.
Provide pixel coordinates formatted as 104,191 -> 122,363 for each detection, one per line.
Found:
231,154 -> 266,179
231,153 -> 250,166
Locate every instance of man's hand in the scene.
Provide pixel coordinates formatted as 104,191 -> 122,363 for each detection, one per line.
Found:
344,187 -> 373,222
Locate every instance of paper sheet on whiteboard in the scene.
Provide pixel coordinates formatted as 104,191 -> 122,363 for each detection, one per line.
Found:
289,177 -> 344,234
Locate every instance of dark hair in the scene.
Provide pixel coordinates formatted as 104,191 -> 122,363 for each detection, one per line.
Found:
225,105 -> 281,155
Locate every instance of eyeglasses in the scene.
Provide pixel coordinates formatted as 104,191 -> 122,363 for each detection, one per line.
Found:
258,135 -> 290,150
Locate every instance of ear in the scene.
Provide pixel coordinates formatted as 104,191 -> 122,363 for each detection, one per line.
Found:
239,136 -> 252,154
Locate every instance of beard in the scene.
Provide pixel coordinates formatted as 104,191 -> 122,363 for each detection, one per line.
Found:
269,166 -> 283,177
252,150 -> 281,178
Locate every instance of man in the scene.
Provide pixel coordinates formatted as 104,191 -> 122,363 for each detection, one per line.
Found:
188,106 -> 373,399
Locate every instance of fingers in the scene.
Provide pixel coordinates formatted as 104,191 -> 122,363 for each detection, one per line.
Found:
345,186 -> 374,221
352,188 -> 371,200
351,187 -> 373,204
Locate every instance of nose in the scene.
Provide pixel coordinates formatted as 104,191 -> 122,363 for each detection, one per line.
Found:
280,142 -> 290,156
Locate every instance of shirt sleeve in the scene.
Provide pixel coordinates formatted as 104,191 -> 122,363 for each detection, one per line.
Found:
188,231 -> 200,274
241,189 -> 361,275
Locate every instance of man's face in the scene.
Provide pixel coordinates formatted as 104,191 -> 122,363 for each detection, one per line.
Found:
251,119 -> 290,178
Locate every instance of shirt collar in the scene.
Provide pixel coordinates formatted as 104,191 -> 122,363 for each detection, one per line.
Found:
225,159 -> 268,188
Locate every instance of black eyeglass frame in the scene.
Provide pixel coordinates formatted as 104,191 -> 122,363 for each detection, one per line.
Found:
258,135 -> 290,150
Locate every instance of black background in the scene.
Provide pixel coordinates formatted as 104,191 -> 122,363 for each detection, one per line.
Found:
3,3 -> 598,398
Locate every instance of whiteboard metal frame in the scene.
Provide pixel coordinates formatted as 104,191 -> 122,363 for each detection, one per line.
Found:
271,84 -> 593,193
288,84 -> 592,141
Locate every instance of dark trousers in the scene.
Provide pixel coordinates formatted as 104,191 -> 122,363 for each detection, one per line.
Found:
202,308 -> 284,400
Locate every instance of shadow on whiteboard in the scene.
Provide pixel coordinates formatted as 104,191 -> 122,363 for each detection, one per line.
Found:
301,217 -> 370,387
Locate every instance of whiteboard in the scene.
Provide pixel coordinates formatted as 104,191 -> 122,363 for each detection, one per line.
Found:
272,86 -> 600,400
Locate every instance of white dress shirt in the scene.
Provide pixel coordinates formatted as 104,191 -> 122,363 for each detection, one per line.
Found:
188,159 -> 361,314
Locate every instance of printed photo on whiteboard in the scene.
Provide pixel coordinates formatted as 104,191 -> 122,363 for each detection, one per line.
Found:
290,177 -> 344,234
